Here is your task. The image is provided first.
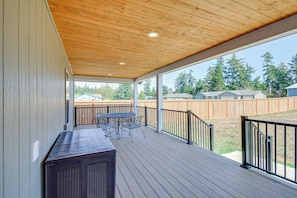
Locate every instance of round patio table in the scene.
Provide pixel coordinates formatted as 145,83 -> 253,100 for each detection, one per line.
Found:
100,113 -> 135,139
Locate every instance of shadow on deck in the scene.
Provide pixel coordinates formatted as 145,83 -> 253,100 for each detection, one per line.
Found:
74,125 -> 297,197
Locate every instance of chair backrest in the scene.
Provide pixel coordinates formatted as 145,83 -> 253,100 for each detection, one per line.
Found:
123,115 -> 143,126
96,115 -> 112,128
135,115 -> 143,125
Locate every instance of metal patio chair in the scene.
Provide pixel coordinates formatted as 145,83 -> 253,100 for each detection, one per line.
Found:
95,115 -> 115,137
122,115 -> 145,142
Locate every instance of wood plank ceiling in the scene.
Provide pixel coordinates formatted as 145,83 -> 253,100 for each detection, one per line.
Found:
48,0 -> 297,80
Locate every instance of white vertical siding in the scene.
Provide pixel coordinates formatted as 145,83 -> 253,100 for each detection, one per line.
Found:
1,0 -> 73,197
3,0 -> 20,197
0,0 -> 3,197
19,0 -> 30,197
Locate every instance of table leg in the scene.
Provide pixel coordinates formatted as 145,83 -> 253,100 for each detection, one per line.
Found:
116,118 -> 121,140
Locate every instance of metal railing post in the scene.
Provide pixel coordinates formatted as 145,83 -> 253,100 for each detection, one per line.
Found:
74,106 -> 77,127
247,121 -> 253,165
107,105 -> 110,113
241,116 -> 250,169
187,110 -> 193,145
209,124 -> 214,151
267,135 -> 273,172
145,106 -> 148,126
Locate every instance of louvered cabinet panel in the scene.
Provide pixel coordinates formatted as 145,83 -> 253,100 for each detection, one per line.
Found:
45,129 -> 116,198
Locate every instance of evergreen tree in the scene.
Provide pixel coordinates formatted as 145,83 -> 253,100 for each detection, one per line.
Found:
163,85 -> 169,95
209,57 -> 225,91
203,66 -> 215,92
262,52 -> 276,96
273,62 -> 290,97
194,79 -> 205,93
243,63 -> 255,89
138,91 -> 146,100
97,84 -> 114,100
143,80 -> 151,97
174,70 -> 196,94
252,76 -> 265,91
150,87 -> 156,97
288,54 -> 297,83
224,54 -> 250,90
74,83 -> 99,96
113,84 -> 133,100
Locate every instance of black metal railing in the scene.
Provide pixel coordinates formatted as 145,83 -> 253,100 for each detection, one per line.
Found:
75,105 -> 213,151
75,105 -> 134,126
137,106 -> 157,128
162,108 -> 214,151
241,116 -> 297,184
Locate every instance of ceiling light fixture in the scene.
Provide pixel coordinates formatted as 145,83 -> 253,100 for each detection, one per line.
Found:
108,74 -> 112,76
119,62 -> 126,65
148,32 -> 159,38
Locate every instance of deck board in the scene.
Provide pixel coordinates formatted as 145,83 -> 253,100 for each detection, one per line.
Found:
75,125 -> 297,197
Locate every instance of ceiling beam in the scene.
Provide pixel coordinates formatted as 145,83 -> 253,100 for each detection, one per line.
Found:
73,75 -> 134,83
136,14 -> 297,83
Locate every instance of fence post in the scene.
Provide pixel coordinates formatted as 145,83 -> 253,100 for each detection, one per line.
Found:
144,106 -> 148,126
107,105 -> 110,113
241,116 -> 250,169
187,110 -> 193,145
74,106 -> 77,127
266,135 -> 273,172
209,124 -> 214,151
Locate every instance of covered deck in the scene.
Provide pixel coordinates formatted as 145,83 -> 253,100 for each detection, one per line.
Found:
75,125 -> 297,197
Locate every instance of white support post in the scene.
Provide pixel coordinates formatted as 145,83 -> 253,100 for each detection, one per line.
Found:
133,81 -> 138,116
156,74 -> 163,133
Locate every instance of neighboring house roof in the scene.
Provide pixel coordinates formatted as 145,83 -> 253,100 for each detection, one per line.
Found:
198,91 -> 225,97
196,90 -> 266,98
75,94 -> 102,101
163,93 -> 193,99
92,94 -> 103,98
286,83 -> 297,89
226,90 -> 266,96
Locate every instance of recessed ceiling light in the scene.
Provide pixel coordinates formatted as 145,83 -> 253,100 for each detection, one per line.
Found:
148,32 -> 159,38
108,74 -> 112,76
119,62 -> 126,65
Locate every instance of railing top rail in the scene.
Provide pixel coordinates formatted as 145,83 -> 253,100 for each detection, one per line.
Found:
250,122 -> 266,137
136,105 -> 156,109
246,118 -> 297,127
76,104 -> 133,107
161,108 -> 187,113
191,112 -> 210,126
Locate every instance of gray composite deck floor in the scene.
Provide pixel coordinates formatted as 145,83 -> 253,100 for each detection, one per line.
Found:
75,125 -> 297,198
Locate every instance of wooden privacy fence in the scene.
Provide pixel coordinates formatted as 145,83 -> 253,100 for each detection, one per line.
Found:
75,97 -> 297,120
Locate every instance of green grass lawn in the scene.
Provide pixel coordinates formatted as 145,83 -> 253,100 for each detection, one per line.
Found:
206,110 -> 297,155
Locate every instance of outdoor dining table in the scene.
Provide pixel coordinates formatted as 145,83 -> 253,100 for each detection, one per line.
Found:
100,112 -> 135,139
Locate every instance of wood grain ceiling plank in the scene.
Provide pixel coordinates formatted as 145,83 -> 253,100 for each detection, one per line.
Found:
237,0 -> 297,20
54,17 -> 214,49
60,33 -> 198,61
51,8 -> 235,61
147,0 -> 258,30
47,0 -> 297,79
124,0 -> 249,33
51,10 -> 223,55
285,0 -> 297,7
50,0 -> 243,39
72,64 -> 149,78
65,41 -> 176,66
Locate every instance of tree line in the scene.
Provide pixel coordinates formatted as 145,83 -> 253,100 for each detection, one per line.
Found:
174,52 -> 297,98
75,52 -> 297,99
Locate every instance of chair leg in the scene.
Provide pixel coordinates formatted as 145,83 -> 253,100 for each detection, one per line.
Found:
129,129 -> 133,143
140,126 -> 145,138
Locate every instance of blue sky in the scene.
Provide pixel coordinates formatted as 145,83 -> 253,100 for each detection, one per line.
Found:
162,33 -> 297,89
